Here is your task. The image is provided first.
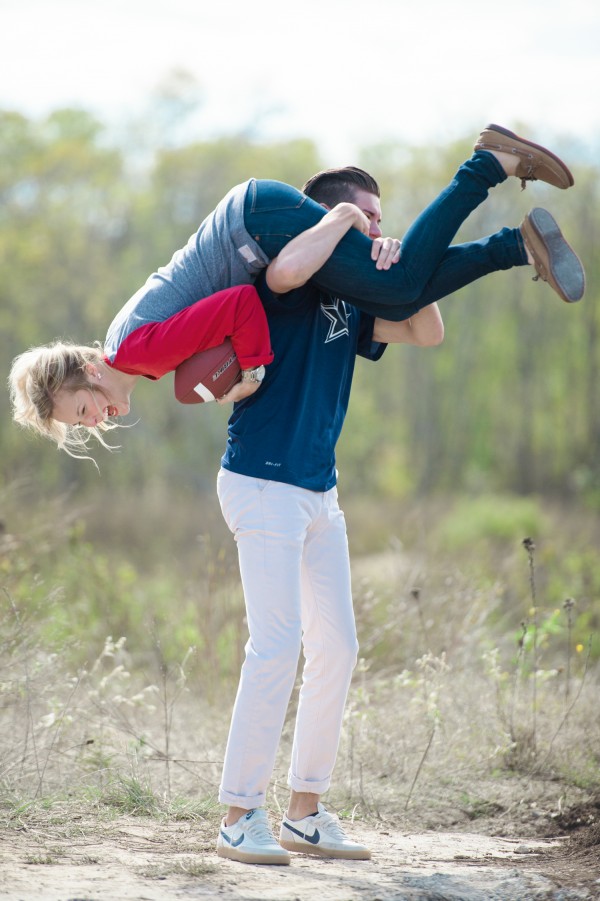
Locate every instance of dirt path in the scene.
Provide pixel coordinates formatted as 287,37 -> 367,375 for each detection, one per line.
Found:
1,817 -> 598,901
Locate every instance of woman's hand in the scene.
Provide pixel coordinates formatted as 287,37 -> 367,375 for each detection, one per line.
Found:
371,237 -> 401,270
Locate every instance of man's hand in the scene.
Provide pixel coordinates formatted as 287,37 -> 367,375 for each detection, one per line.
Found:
371,237 -> 401,270
332,202 -> 371,237
216,380 -> 262,405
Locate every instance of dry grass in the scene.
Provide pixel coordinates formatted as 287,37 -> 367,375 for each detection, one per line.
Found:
1,589 -> 598,841
1,490 -> 599,848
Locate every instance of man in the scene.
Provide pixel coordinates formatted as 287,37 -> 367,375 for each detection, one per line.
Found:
215,167 -> 444,865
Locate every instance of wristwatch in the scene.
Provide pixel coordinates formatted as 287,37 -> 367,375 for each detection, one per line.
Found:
240,364 -> 266,384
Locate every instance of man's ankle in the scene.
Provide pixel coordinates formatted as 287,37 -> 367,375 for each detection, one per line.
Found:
225,806 -> 251,827
286,791 -> 320,821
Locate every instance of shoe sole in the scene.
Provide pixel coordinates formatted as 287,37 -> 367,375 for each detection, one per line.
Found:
216,843 -> 290,865
526,208 -> 585,302
477,123 -> 574,189
279,839 -> 371,860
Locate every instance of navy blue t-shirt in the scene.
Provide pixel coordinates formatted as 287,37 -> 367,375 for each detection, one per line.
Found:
221,274 -> 386,491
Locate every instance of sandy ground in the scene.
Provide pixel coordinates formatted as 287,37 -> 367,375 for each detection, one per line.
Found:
1,816 -> 599,901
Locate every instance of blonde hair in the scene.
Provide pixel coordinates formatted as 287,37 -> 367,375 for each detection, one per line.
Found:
8,341 -> 120,459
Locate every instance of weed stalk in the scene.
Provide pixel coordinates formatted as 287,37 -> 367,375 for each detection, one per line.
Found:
522,537 -> 538,754
3,588 -> 41,785
563,597 -> 575,704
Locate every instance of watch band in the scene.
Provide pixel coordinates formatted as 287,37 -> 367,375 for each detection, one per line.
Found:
241,364 -> 266,383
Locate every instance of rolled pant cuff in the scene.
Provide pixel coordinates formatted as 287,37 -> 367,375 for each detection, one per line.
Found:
218,789 -> 265,808
288,772 -> 331,795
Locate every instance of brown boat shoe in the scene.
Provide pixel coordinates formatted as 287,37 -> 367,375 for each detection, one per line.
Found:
520,208 -> 585,303
475,124 -> 574,190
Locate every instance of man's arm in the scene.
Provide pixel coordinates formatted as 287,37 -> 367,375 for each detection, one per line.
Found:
373,304 -> 444,347
266,203 -> 370,293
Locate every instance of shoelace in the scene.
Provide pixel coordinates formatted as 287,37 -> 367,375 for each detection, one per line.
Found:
313,810 -> 349,840
245,813 -> 279,846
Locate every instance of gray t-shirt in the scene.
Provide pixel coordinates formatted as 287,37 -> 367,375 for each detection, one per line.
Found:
105,180 -> 269,360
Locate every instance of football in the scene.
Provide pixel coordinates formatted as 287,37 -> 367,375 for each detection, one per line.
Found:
174,339 -> 242,404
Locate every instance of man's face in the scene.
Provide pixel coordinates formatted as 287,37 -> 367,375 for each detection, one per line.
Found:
349,188 -> 383,240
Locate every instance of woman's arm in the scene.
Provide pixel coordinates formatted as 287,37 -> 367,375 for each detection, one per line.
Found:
111,285 -> 274,377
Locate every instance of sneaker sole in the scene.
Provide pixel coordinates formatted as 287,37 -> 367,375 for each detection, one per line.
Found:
527,208 -> 585,302
217,844 -> 290,865
279,839 -> 371,860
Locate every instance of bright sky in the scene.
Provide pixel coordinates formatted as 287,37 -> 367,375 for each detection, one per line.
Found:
2,0 -> 600,163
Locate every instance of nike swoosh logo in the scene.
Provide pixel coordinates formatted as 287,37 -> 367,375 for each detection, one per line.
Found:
221,830 -> 245,847
284,822 -> 320,844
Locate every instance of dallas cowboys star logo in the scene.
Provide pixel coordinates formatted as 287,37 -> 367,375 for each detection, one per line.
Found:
321,298 -> 349,343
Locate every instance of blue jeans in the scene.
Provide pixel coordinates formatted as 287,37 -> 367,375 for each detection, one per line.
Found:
243,151 -> 527,321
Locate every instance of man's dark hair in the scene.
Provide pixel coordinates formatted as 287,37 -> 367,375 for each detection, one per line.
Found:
301,166 -> 380,207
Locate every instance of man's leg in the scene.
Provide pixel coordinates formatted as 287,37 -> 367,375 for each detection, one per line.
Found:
217,470 -> 309,812
287,486 -> 357,805
280,486 -> 371,860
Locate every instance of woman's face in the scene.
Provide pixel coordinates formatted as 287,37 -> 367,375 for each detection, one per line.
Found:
52,382 -> 125,428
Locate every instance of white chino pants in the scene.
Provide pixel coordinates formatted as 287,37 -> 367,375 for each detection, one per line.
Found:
217,469 -> 358,808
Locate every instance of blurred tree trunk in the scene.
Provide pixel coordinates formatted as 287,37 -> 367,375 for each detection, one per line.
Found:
513,285 -> 537,493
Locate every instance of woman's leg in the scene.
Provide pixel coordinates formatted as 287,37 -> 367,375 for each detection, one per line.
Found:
409,226 -> 527,306
245,152 -> 514,319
